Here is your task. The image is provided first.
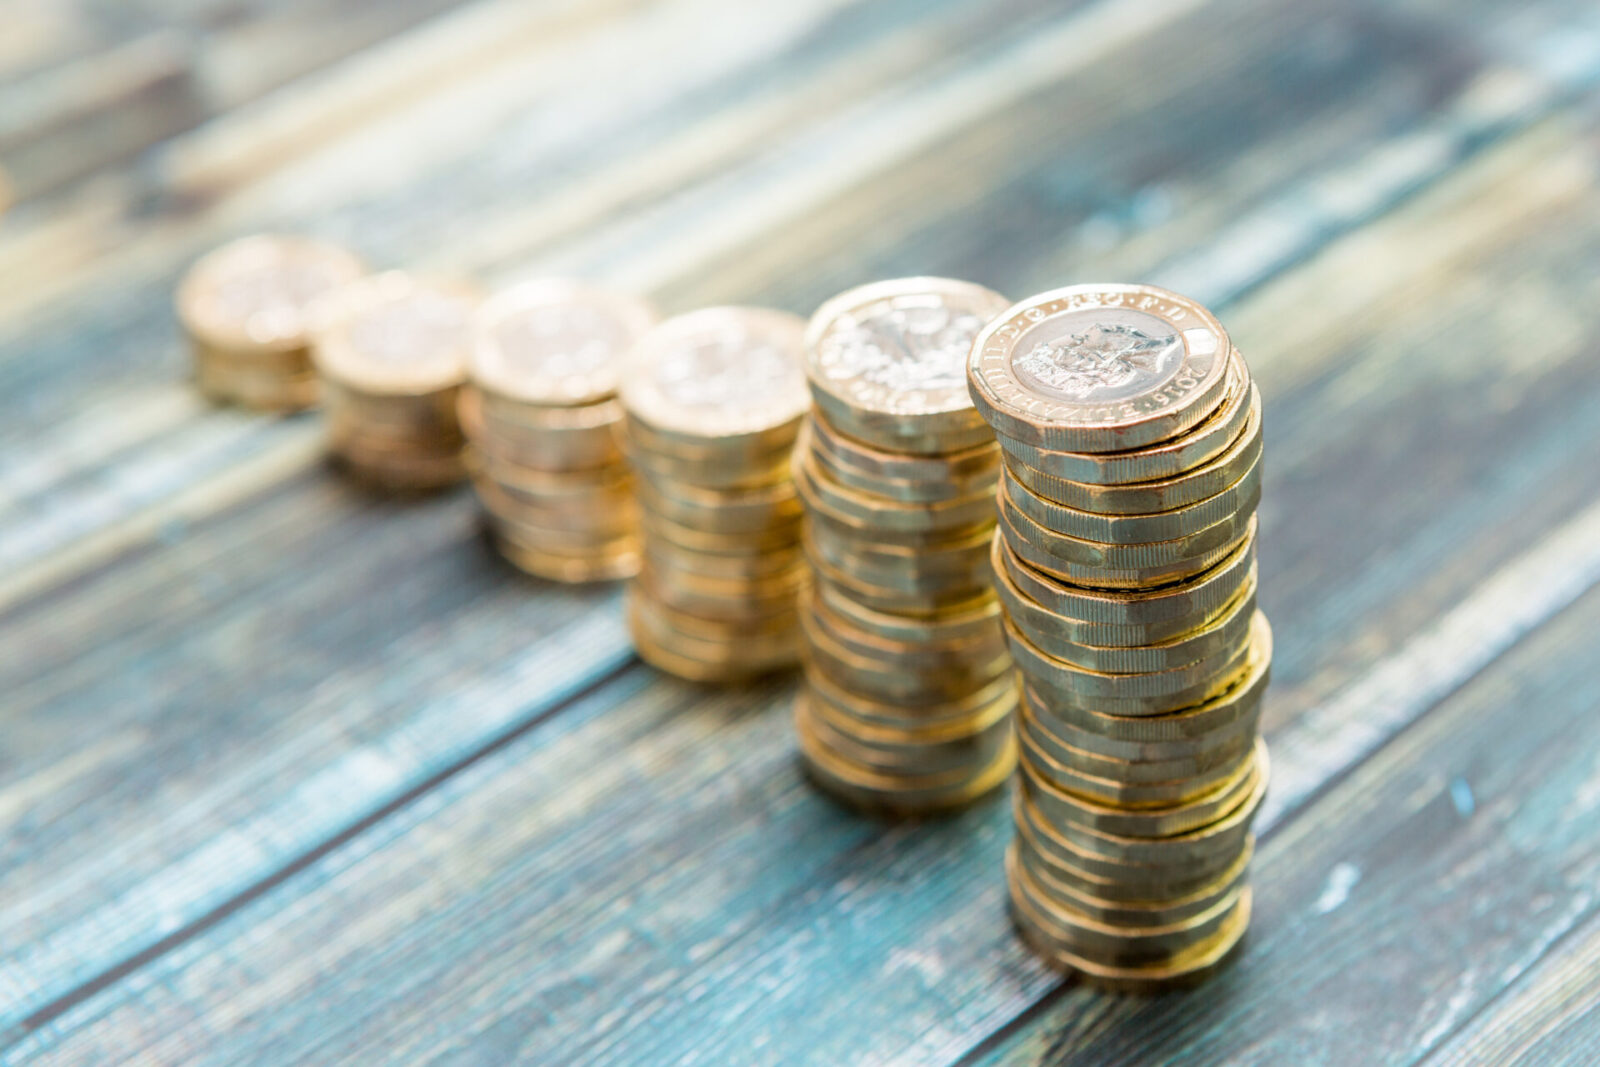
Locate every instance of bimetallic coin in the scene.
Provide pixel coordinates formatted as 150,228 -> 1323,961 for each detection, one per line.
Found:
806,542 -> 992,617
801,692 -> 1014,776
628,590 -> 800,680
1015,835 -> 1252,928
993,353 -> 1253,485
998,479 -> 1256,570
805,277 -> 1010,451
1017,718 -> 1253,808
804,420 -> 999,504
805,663 -> 1017,728
178,235 -> 364,356
621,306 -> 810,449
1017,700 -> 1256,786
806,409 -> 1000,485
968,284 -> 1232,453
633,467 -> 801,535
462,388 -> 624,472
801,607 -> 1011,704
469,278 -> 655,407
1005,392 -> 1262,515
312,272 -> 481,396
813,573 -> 1001,647
492,526 -> 640,583
794,455 -> 993,544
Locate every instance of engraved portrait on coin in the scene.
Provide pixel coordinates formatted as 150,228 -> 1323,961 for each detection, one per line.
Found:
1010,310 -> 1182,404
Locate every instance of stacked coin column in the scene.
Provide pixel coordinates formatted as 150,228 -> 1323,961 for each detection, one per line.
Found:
791,278 -> 1017,814
620,308 -> 812,682
312,273 -> 481,491
968,284 -> 1271,990
462,281 -> 657,582
177,235 -> 365,411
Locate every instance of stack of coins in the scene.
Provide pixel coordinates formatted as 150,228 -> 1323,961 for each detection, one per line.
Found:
967,283 -> 1270,990
177,234 -> 365,410
792,277 -> 1018,814
462,280 -> 657,582
312,272 -> 481,490
620,307 -> 811,682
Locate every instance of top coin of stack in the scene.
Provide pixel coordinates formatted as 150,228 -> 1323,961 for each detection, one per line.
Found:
177,234 -> 365,411
463,280 -> 657,582
620,307 -> 811,682
312,272 -> 481,491
967,283 -> 1269,991
792,277 -> 1018,815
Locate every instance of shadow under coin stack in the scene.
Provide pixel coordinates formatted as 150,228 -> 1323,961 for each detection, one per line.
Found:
967,283 -> 1270,990
312,273 -> 481,490
620,307 -> 811,682
792,278 -> 1017,814
462,281 -> 657,581
177,234 -> 365,411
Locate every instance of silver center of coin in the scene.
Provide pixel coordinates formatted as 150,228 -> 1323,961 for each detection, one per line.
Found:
1011,308 -> 1182,402
823,303 -> 985,394
349,293 -> 473,367
210,261 -> 347,344
654,331 -> 801,409
493,305 -> 624,379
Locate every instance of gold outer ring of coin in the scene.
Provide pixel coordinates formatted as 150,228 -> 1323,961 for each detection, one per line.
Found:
807,548 -> 995,617
642,536 -> 803,582
492,530 -> 640,583
312,272 -> 482,396
177,234 -> 366,356
628,592 -> 800,674
993,352 -> 1252,485
460,388 -> 624,472
793,449 -> 998,534
999,569 -> 1257,674
626,441 -> 794,491
796,701 -> 1017,815
633,469 -> 801,535
992,534 -> 1257,651
1021,618 -> 1271,748
470,477 -> 638,542
194,361 -> 319,411
639,508 -> 801,555
808,515 -> 993,579
468,444 -> 633,498
1017,720 -> 1254,809
968,283 -> 1232,454
324,378 -> 462,437
802,586 -> 1007,670
806,429 -> 997,506
1007,845 -> 1247,963
808,400 -> 997,456
1013,793 -> 1251,898
998,478 -> 1258,570
994,525 -> 1256,628
330,449 -> 465,491
805,663 -> 1017,729
1005,610 -> 1258,702
800,693 -> 1014,776
999,512 -> 1241,591
802,528 -> 991,601
813,572 -> 1001,645
1017,695 -> 1257,783
1015,834 -> 1253,928
636,562 -> 807,622
801,610 -> 1012,703
1006,392 -> 1262,515
620,305 -> 811,449
622,411 -> 801,464
803,581 -> 1005,656
806,409 -> 1000,484
803,677 -> 1015,745
1002,450 -> 1263,546
1018,740 -> 1262,838
1016,641 -> 1251,718
482,505 -> 635,554
632,575 -> 800,636
804,276 -> 1012,437
469,278 -> 656,407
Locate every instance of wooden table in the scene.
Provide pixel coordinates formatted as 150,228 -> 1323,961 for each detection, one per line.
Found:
5,1 -> 1600,1063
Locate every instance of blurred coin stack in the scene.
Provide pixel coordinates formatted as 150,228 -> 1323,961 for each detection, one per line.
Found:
968,283 -> 1270,989
311,272 -> 481,490
177,234 -> 365,411
792,278 -> 1017,814
620,307 -> 811,682
463,281 -> 657,582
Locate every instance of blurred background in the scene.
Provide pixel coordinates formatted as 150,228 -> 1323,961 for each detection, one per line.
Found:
5,1 -> 1600,1065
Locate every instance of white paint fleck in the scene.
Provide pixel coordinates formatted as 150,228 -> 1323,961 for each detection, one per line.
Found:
1450,778 -> 1476,818
884,946 -> 946,985
1314,862 -> 1362,915
1416,971 -> 1480,1053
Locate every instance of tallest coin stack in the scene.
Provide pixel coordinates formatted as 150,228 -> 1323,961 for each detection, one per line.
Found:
968,284 -> 1270,990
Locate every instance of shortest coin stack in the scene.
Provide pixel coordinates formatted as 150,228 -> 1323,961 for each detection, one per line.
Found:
968,283 -> 1272,990
463,280 -> 657,581
792,277 -> 1018,814
312,272 -> 481,490
620,307 -> 811,682
177,234 -> 365,410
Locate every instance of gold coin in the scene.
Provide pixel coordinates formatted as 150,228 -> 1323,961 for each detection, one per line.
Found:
469,278 -> 655,407
460,388 -> 624,472
481,504 -> 634,554
804,661 -> 1017,729
968,284 -> 1232,453
641,536 -> 802,581
492,529 -> 639,583
640,510 -> 801,558
806,545 -> 993,617
312,272 -> 481,397
998,510 -> 1241,591
796,702 -> 1017,815
1006,392 -> 1261,515
632,576 -> 799,636
1002,450 -> 1262,547
805,409 -> 999,487
993,527 -> 1255,630
622,410 -> 799,466
813,574 -> 1001,646
1015,834 -> 1251,928
194,361 -> 319,411
472,475 -> 637,541
993,353 -> 1253,485
804,276 -> 1011,453
325,378 -> 462,439
801,419 -> 999,505
636,560 -> 806,622
1017,697 -> 1256,784
1005,611 -> 1256,704
634,467 -> 801,535
628,590 -> 800,680
1018,718 -> 1253,809
802,526 -> 991,603
800,606 -> 1011,703
798,690 -> 1013,776
801,583 -> 1006,669
626,441 -> 794,491
998,479 -> 1254,570
999,566 -> 1256,673
803,675 -> 1015,742
620,306 -> 810,451
330,448 -> 465,491
794,454 -> 995,542
177,234 -> 365,409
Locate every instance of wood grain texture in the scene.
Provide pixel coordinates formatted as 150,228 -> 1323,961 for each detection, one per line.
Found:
7,0 -> 1600,1063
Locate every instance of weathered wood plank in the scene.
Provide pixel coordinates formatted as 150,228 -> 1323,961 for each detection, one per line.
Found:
13,96 -> 1600,1064
1421,909 -> 1600,1067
